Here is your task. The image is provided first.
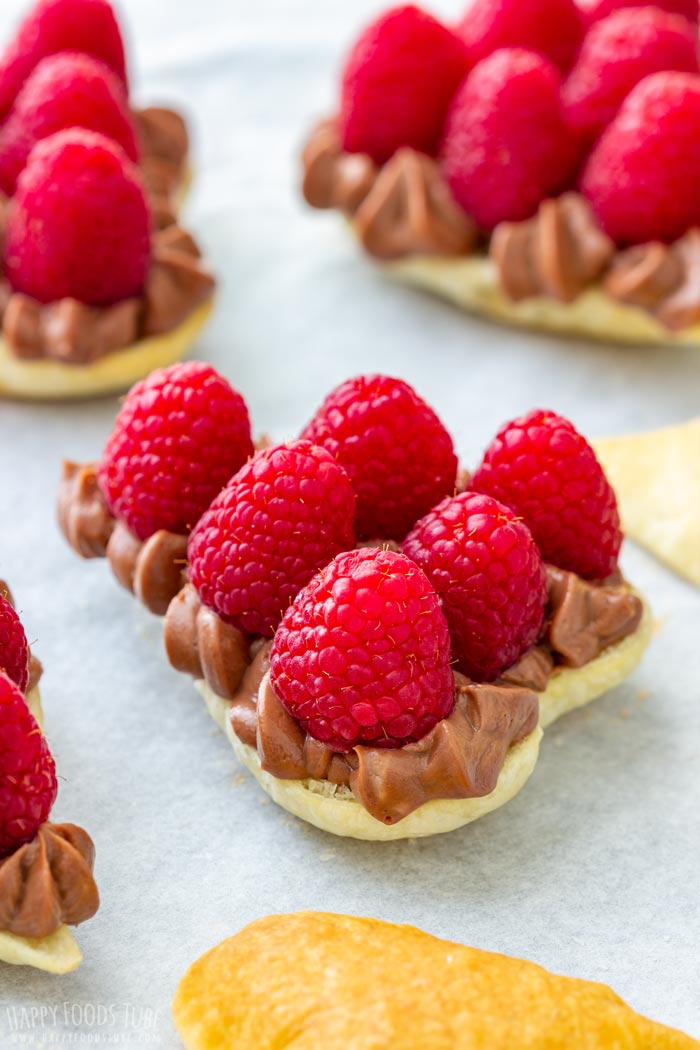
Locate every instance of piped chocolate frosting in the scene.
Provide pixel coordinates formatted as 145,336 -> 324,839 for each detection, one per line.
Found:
0,823 -> 99,939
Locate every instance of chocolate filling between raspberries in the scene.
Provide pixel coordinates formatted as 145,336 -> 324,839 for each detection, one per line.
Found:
0,106 -> 215,365
301,120 -> 700,332
57,461 -> 643,826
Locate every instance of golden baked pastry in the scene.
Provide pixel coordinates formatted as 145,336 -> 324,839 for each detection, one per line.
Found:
173,913 -> 699,1050
594,420 -> 700,587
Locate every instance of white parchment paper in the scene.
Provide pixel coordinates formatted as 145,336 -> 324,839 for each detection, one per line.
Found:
0,1 -> 699,1045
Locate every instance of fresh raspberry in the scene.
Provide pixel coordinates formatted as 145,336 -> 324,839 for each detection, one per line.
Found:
582,0 -> 698,26
301,375 -> 458,541
270,547 -> 454,751
188,441 -> 357,638
339,5 -> 470,164
472,409 -> 622,580
98,362 -> 254,542
455,0 -> 583,72
0,672 -> 57,858
580,71 -> 700,245
441,49 -> 575,231
0,0 -> 127,120
562,9 -> 698,152
0,52 -> 139,197
0,594 -> 29,693
403,492 -> 547,681
5,128 -> 150,306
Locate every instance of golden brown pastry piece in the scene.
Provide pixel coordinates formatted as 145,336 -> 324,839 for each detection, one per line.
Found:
173,913 -> 698,1050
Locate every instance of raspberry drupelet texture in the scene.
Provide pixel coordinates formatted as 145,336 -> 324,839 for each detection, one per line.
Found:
455,0 -> 584,73
339,4 -> 470,164
0,594 -> 30,693
270,547 -> 455,752
441,49 -> 575,232
583,0 -> 698,26
0,0 -> 128,120
0,51 -> 139,196
5,128 -> 151,307
403,491 -> 547,681
562,8 -> 698,153
188,441 -> 357,638
301,375 -> 458,541
580,71 -> 700,246
98,362 -> 254,542
472,409 -> 622,581
0,672 -> 57,858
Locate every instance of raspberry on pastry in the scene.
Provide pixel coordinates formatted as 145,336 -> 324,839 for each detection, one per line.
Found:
5,127 -> 150,306
403,491 -> 547,681
301,374 -> 458,540
441,48 -> 575,231
562,8 -> 698,152
98,362 -> 254,542
472,409 -> 622,580
0,0 -> 127,119
455,0 -> 584,73
0,51 -> 139,196
0,672 -> 57,857
582,0 -> 698,25
269,547 -> 455,751
188,441 -> 357,637
580,71 -> 700,245
0,593 -> 30,693
339,4 -> 470,163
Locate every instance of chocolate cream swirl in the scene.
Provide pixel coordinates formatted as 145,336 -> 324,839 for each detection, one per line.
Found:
164,571 -> 642,825
57,462 -> 188,615
302,120 -> 476,259
0,823 -> 99,939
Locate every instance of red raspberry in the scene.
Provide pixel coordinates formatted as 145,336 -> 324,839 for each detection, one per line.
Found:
0,594 -> 29,693
0,52 -> 139,197
301,375 -> 458,541
455,0 -> 583,73
580,71 -> 700,245
98,362 -> 254,542
582,0 -> 698,26
5,128 -> 150,306
562,9 -> 697,152
339,4 -> 470,164
471,409 -> 622,580
0,672 -> 57,858
403,492 -> 547,681
188,441 -> 357,638
441,49 -> 575,231
270,547 -> 454,751
0,0 -> 127,120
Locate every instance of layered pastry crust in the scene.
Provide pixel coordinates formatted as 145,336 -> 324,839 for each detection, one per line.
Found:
303,121 -> 700,346
173,913 -> 700,1050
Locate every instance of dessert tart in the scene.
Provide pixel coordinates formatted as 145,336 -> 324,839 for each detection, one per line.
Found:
58,366 -> 651,840
172,912 -> 699,1050
0,581 -> 99,973
0,0 -> 214,400
302,1 -> 700,346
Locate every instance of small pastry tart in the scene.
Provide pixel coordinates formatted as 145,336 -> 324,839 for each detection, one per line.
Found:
302,3 -> 700,346
303,125 -> 700,347
173,913 -> 699,1050
58,366 -> 651,841
0,1 -> 214,401
0,583 -> 99,973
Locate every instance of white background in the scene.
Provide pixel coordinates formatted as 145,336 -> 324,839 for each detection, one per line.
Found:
1,0 -> 699,1044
